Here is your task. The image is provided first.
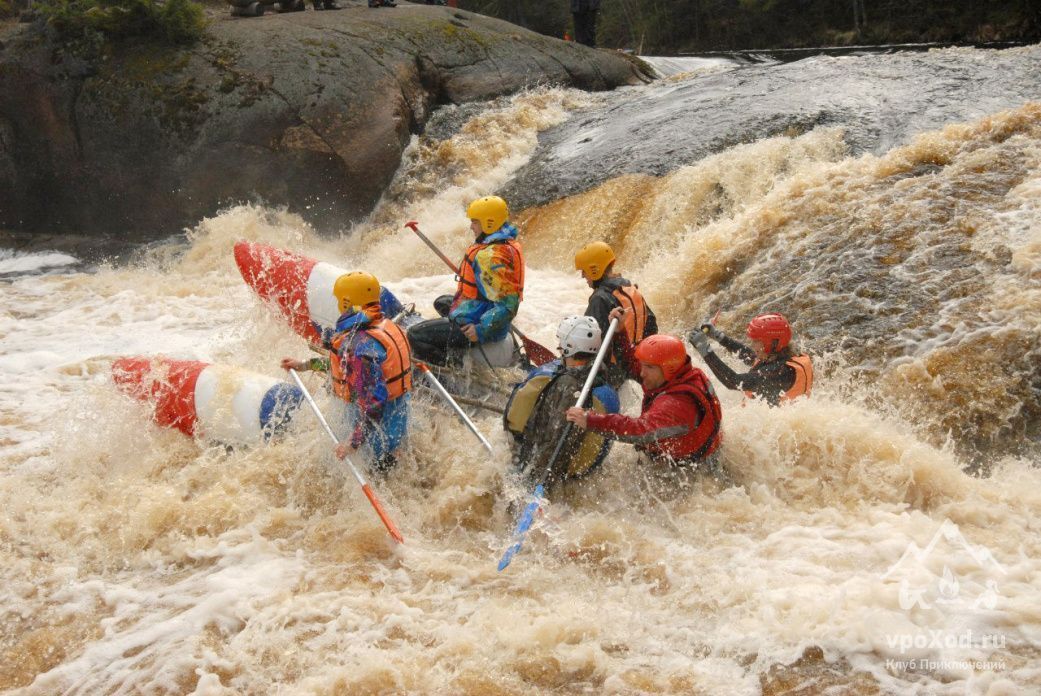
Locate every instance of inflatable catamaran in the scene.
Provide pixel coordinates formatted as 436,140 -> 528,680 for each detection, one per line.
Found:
234,240 -> 525,368
233,240 -> 409,344
112,356 -> 303,444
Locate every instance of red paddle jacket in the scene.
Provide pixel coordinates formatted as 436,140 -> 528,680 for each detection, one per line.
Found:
586,350 -> 722,464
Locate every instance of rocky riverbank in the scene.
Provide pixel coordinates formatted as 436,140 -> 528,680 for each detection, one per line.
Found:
0,2 -> 651,236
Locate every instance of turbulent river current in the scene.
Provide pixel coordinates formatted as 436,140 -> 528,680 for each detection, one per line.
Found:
2,45 -> 1041,695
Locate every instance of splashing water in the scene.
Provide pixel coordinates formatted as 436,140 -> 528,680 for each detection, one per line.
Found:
520,103 -> 1041,462
2,66 -> 1041,694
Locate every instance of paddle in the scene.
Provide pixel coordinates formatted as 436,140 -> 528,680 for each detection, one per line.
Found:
288,369 -> 404,544
497,317 -> 620,571
404,221 -> 555,366
415,362 -> 494,454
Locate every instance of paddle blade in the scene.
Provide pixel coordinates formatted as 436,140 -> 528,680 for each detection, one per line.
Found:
362,483 -> 404,544
519,332 -> 555,366
497,484 -> 544,571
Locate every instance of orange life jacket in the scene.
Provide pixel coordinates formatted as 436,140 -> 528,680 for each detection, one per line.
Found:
329,341 -> 351,401
742,354 -> 814,403
455,238 -> 525,302
783,354 -> 813,401
329,316 -> 413,402
610,282 -> 651,345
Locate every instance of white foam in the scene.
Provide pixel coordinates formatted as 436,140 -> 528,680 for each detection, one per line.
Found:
0,249 -> 78,274
640,55 -> 738,78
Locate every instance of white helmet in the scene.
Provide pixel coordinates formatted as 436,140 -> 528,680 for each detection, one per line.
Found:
556,315 -> 602,358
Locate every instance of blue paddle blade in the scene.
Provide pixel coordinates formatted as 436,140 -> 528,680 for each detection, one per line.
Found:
497,484 -> 544,571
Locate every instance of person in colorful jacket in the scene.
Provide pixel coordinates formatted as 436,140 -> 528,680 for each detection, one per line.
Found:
565,313 -> 722,467
408,195 -> 525,367
504,315 -> 620,494
688,313 -> 813,406
282,272 -> 413,471
574,240 -> 658,387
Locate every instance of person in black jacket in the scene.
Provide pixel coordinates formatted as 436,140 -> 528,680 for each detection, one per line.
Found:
688,313 -> 813,406
575,240 -> 658,387
571,0 -> 600,47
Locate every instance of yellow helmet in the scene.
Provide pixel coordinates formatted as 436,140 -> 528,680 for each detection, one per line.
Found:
466,195 -> 509,234
574,241 -> 616,282
333,272 -> 380,314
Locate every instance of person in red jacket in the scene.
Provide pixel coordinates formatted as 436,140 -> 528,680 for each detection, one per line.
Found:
565,320 -> 722,467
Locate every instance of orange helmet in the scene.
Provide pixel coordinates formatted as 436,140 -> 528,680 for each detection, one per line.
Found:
747,313 -> 791,353
634,334 -> 689,380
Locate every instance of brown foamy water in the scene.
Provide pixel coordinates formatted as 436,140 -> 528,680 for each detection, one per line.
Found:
1,84 -> 1039,694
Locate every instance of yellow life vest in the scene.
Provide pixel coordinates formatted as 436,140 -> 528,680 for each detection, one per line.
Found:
505,371 -> 610,478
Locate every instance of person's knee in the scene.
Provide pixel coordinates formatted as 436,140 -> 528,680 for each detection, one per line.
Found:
433,295 -> 454,317
407,321 -> 437,350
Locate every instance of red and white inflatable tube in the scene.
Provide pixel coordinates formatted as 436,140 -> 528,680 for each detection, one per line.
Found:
112,356 -> 303,444
234,241 -> 349,344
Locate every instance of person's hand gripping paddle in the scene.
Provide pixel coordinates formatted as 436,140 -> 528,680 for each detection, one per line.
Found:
497,317 -> 620,571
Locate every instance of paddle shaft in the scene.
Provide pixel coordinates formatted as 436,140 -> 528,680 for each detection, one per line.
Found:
416,363 -> 494,454
288,369 -> 404,544
497,317 -> 620,571
289,370 -> 355,474
535,317 -> 619,485
405,221 -> 458,273
573,318 -> 619,415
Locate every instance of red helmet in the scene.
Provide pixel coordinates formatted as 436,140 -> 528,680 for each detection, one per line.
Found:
634,334 -> 689,380
746,313 -> 792,353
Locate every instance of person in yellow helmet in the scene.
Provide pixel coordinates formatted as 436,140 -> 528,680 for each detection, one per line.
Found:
574,240 -> 657,387
282,272 -> 413,471
408,195 -> 525,367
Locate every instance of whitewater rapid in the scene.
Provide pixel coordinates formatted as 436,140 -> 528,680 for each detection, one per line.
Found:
2,51 -> 1041,695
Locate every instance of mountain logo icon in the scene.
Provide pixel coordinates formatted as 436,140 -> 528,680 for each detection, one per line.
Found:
881,519 -> 1006,612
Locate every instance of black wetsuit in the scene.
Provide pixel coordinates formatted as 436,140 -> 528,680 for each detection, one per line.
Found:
505,361 -> 618,493
584,275 -> 658,387
702,331 -> 797,407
